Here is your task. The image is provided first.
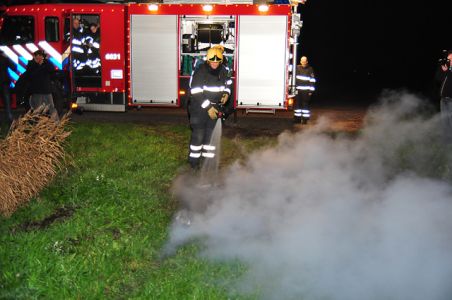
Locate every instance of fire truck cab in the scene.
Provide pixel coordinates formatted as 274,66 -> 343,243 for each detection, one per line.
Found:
0,4 -> 126,112
0,1 -> 303,114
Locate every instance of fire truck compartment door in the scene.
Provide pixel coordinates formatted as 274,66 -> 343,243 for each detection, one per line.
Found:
237,15 -> 288,108
130,15 -> 178,105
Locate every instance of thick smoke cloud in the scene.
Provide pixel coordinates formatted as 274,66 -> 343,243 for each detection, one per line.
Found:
167,92 -> 452,300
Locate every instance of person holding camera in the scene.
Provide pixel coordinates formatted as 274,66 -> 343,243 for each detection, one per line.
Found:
22,50 -> 59,121
435,50 -> 452,141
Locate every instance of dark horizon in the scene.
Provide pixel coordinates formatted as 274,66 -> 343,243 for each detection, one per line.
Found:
300,0 -> 452,105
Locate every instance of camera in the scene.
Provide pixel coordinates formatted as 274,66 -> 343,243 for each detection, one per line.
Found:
439,58 -> 450,67
439,50 -> 451,67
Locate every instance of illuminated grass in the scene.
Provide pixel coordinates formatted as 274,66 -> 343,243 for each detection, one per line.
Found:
0,121 -> 270,299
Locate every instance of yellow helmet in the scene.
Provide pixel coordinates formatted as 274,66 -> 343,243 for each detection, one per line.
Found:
207,47 -> 223,63
211,44 -> 225,53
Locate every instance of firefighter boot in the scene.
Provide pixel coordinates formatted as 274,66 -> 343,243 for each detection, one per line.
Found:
293,116 -> 302,124
302,117 -> 309,125
189,159 -> 200,170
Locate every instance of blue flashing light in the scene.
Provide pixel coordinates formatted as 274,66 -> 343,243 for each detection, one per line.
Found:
49,57 -> 62,70
19,56 -> 29,66
17,64 -> 26,74
8,68 -> 19,81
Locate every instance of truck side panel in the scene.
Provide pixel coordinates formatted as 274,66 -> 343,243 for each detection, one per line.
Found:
130,15 -> 178,106
237,15 -> 288,108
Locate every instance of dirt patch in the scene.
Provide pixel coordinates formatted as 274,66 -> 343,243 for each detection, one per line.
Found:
12,206 -> 76,232
223,123 -> 289,138
70,105 -> 367,138
110,228 -> 121,240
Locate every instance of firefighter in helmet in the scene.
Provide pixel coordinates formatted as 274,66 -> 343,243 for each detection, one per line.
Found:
84,23 -> 101,75
294,56 -> 316,124
70,17 -> 86,72
209,44 -> 235,118
187,46 -> 232,169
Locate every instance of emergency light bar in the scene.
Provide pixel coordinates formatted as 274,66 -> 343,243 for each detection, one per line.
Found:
258,5 -> 269,12
202,4 -> 213,12
148,4 -> 158,11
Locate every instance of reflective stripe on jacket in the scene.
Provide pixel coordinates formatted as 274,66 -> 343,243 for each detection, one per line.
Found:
296,65 -> 315,92
189,62 -> 231,116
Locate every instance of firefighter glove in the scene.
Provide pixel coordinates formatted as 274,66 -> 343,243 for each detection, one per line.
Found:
220,93 -> 229,105
207,107 -> 219,120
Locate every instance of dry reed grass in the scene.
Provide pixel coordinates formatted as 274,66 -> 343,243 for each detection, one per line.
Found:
0,107 -> 71,217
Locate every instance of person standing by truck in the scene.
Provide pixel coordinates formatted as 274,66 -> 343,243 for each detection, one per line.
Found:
23,50 -> 59,121
0,49 -> 16,129
294,56 -> 316,124
187,46 -> 231,169
69,17 -> 86,72
84,23 -> 101,75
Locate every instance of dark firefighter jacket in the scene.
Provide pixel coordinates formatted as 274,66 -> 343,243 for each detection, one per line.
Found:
0,55 -> 15,85
70,27 -> 85,54
296,65 -> 316,93
436,66 -> 452,99
23,59 -> 55,94
84,30 -> 101,70
189,62 -> 232,123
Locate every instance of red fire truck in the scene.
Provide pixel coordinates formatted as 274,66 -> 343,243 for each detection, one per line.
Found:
0,1 -> 303,113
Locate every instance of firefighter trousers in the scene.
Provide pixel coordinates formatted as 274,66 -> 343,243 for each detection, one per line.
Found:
1,83 -> 13,124
294,91 -> 311,123
188,117 -> 217,169
441,97 -> 452,143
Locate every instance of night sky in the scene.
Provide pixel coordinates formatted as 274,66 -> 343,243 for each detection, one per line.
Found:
300,0 -> 452,105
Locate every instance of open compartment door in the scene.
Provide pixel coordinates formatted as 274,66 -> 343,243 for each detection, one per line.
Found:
130,15 -> 178,106
237,15 -> 288,108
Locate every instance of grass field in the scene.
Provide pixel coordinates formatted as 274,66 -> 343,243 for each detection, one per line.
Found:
0,120 -> 275,299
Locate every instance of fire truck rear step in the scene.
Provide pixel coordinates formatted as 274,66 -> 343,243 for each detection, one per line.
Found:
245,108 -> 276,115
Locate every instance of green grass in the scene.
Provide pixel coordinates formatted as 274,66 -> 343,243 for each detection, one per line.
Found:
0,121 -> 272,299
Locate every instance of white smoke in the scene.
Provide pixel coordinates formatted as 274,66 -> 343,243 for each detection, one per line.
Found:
167,92 -> 452,300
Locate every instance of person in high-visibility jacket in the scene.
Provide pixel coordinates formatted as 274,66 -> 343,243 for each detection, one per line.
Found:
84,23 -> 101,74
187,46 -> 232,169
69,18 -> 86,71
294,56 -> 316,124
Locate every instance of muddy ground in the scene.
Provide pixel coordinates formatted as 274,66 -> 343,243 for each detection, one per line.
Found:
70,104 -> 368,137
